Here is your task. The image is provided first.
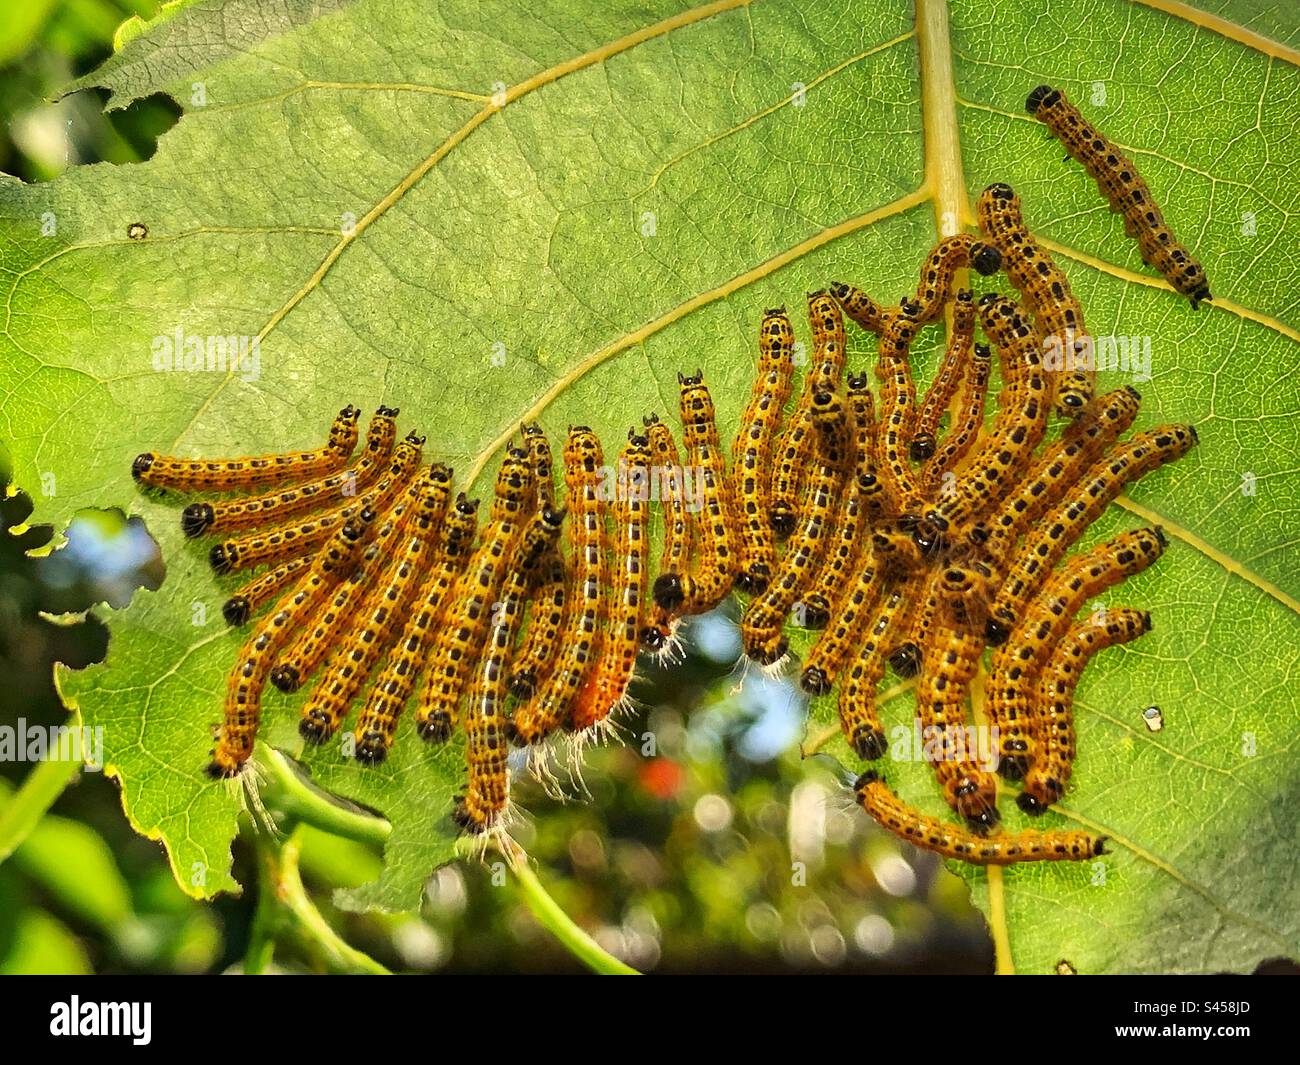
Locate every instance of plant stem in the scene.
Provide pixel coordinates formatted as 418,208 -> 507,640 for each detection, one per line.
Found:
500,839 -> 639,975
0,720 -> 84,865
253,745 -> 635,974
254,744 -> 390,847
252,825 -> 391,974
245,833 -> 280,975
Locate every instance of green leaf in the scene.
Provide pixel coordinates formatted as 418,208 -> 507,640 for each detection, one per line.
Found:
1,0 -> 1296,970
0,909 -> 93,975
11,806 -> 134,932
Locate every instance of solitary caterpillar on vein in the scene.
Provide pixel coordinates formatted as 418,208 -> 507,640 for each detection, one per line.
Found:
1027,85 -> 1212,309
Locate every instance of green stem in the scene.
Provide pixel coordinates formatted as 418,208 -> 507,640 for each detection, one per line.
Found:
253,744 -> 634,974
254,744 -> 390,847
502,841 -> 639,975
0,714 -> 85,865
251,825 -> 391,974
245,835 -> 280,975
278,829 -> 391,974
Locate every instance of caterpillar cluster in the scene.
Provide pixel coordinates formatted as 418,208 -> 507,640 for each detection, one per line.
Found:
133,86 -> 1206,861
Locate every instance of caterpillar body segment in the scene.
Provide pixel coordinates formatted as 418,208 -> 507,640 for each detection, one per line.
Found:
976,183 -> 1093,414
455,505 -> 566,833
975,386 -> 1141,570
222,556 -> 310,627
987,526 -> 1167,779
829,282 -> 887,335
854,772 -> 1106,865
801,471 -> 869,630
208,433 -> 424,575
732,308 -> 796,593
908,235 -> 1001,325
800,530 -> 879,695
985,424 -> 1197,644
297,465 -> 453,745
268,486 -> 414,694
510,549 -> 568,696
1019,607 -> 1152,814
1026,86 -> 1211,308
521,422 -> 555,510
134,404 -> 363,493
180,407 -> 399,537
911,290 -> 976,462
836,582 -> 909,761
741,390 -> 851,665
510,428 -> 607,746
768,293 -> 846,537
873,306 -> 924,514
806,289 -> 848,397
415,448 -> 535,744
639,414 -> 690,655
209,509 -> 376,777
652,372 -> 736,617
570,428 -> 653,733
884,584 -> 928,681
916,564 -> 999,830
918,342 -> 992,498
915,296 -> 1049,552
768,404 -> 813,539
353,493 -> 480,766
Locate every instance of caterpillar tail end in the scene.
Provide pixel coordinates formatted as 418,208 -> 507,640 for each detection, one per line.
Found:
181,503 -> 215,538
417,713 -> 454,745
354,731 -> 391,766
298,708 -> 337,745
222,597 -> 251,627
850,726 -> 888,762
652,572 -> 685,612
1025,84 -> 1055,114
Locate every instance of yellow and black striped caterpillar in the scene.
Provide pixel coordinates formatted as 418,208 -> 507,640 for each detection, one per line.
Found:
976,183 -> 1093,415
209,509 -> 376,778
353,493 -> 480,766
180,408 -> 398,538
732,308 -> 795,593
415,447 -> 534,744
651,372 -> 736,617
855,772 -> 1106,865
510,427 -> 606,746
986,527 -> 1167,780
455,505 -> 566,834
134,405 -> 363,493
569,428 -> 652,733
1019,607 -> 1152,814
1027,85 -> 1211,308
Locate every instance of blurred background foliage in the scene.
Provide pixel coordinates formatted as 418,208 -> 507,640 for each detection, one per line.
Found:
0,1 -> 993,974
